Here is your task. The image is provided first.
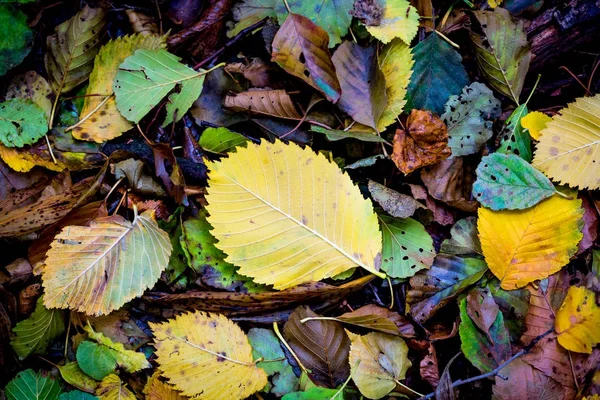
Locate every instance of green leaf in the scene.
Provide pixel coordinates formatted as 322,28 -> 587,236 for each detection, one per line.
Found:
199,127 -> 249,155
310,126 -> 388,143
440,217 -> 482,256
275,0 -> 353,47
76,341 -> 117,381
159,208 -> 188,288
459,295 -> 511,373
58,362 -> 99,394
0,99 -> 48,148
473,153 -> 555,210
442,82 -> 501,157
228,0 -> 276,37
408,254 -> 488,323
181,210 -> 266,293
59,391 -> 98,400
10,296 -> 65,359
5,369 -> 62,400
114,49 -> 208,126
406,32 -> 469,114
84,326 -> 150,373
379,215 -> 435,279
470,8 -> 531,103
344,154 -> 385,169
282,387 -> 343,400
0,5 -> 33,76
248,328 -> 299,396
497,104 -> 532,161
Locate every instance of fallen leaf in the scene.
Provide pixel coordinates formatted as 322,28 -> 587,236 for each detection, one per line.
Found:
369,180 -> 423,219
0,99 -> 47,148
57,362 -> 99,393
0,5 -> 33,77
150,311 -> 268,399
419,344 -> 440,389
421,156 -> 478,212
6,71 -> 53,118
143,372 -> 186,400
95,374 -> 135,400
337,304 -> 416,337
199,126 -> 249,154
364,0 -> 419,45
577,195 -> 598,254
440,217 -> 482,256
4,369 -> 62,400
112,158 -> 167,197
310,126 -> 388,143
520,111 -> 551,140
225,58 -> 280,88
478,195 -> 583,289
555,286 -> 600,353
492,359 -> 568,400
497,104 -> 532,161
391,109 -> 451,174
224,89 -> 302,120
466,287 -> 500,342
228,0 -> 276,37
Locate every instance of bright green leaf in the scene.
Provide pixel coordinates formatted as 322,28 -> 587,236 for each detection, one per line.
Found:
76,341 -> 117,381
0,98 -> 48,148
199,127 -> 249,154
5,369 -> 62,400
282,387 -> 343,400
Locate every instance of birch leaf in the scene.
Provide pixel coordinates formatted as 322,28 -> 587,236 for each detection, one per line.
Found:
72,34 -> 166,143
205,140 -> 383,289
150,310 -> 268,400
478,195 -> 584,290
532,94 -> 600,190
555,286 -> 600,354
42,210 -> 172,315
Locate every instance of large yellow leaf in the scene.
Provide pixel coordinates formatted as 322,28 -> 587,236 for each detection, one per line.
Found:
532,94 -> 600,189
478,195 -> 583,290
555,286 -> 600,354
96,374 -> 135,400
71,34 -> 165,143
205,140 -> 383,289
42,210 -> 172,315
150,311 -> 267,400
377,39 -> 413,131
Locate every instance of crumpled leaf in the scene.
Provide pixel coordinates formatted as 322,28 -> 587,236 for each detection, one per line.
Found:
284,306 -> 350,388
532,94 -> 600,190
497,104 -> 532,161
478,195 -> 583,290
199,127 -> 248,154
408,254 -> 488,323
95,375 -> 135,400
10,296 -> 65,359
368,180 -> 423,219
5,369 -> 62,400
364,0 -> 419,45
43,210 -> 172,315
248,328 -> 299,396
225,58 -> 280,88
406,32 -> 469,115
114,49 -> 208,126
191,69 -> 247,127
72,34 -> 166,143
0,99 -> 47,148
347,330 -> 411,399
205,140 -> 383,290
421,156 -> 478,212
441,82 -> 501,157
440,217 -> 482,256
332,41 -> 387,129
271,13 -> 341,103
6,71 -> 53,118
473,153 -> 556,210
377,39 -> 414,131
143,372 -> 186,400
520,111 -> 551,140
555,286 -> 600,354
224,89 -> 302,120
391,109 -> 451,174
150,310 -> 268,399
112,158 -> 167,197
0,5 -> 33,77
459,294 -> 511,373
274,0 -> 353,47
45,5 -> 106,94
379,214 -> 434,279
228,0 -> 276,37
470,8 -> 531,103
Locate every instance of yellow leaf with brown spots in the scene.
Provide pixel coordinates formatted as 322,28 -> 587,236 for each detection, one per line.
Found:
150,311 -> 267,400
555,286 -> 600,354
96,374 -> 136,400
532,94 -> 600,189
478,195 -> 583,290
144,372 -> 187,400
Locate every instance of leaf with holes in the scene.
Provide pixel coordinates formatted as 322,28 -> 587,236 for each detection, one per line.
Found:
555,286 -> 600,354
150,311 -> 268,399
378,39 -> 414,131
205,140 -> 383,289
6,71 -> 53,118
473,153 -> 557,210
271,13 -> 341,103
0,98 -> 47,148
224,89 -> 302,120
497,104 -> 532,161
199,127 -> 249,155
42,210 -> 172,315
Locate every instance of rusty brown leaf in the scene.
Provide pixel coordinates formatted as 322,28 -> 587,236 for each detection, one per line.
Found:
224,89 -> 302,120
419,344 -> 440,389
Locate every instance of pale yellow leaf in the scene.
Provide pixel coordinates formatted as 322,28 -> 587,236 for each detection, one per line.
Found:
555,286 -> 600,354
96,374 -> 135,400
205,140 -> 383,290
366,0 -> 420,45
378,39 -> 414,131
532,94 -> 600,189
478,195 -> 583,290
150,311 -> 267,400
42,210 -> 172,315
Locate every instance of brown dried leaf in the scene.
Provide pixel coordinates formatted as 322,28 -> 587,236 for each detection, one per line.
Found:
577,194 -> 598,255
224,89 -> 302,120
283,306 -> 350,388
125,10 -> 158,35
392,110 -> 451,174
409,184 -> 456,226
492,359 -> 568,400
419,344 -> 440,389
225,58 -> 281,88
272,13 -> 341,103
421,157 -> 478,212
338,304 -> 416,337
368,180 -> 424,219
466,287 -> 499,343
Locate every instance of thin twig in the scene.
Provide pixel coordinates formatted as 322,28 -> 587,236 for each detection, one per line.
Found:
417,327 -> 554,400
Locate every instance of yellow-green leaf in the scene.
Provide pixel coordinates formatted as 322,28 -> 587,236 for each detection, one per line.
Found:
84,326 -> 151,372
205,140 -> 383,290
520,111 -> 551,140
478,195 -> 583,290
347,330 -> 411,399
555,286 -> 600,354
377,39 -> 413,131
95,375 -> 135,400
365,0 -> 419,45
532,94 -> 600,189
58,362 -> 99,393
6,71 -> 53,118
72,34 -> 166,143
42,210 -> 172,315
150,311 -> 268,400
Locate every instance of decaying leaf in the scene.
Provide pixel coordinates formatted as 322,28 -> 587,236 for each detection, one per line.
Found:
228,0 -> 276,37
555,286 -> 600,353
6,71 -> 53,118
224,89 -> 302,120
466,287 -> 500,342
205,140 -> 383,289
421,156 -> 478,212
143,372 -> 187,400
150,311 -> 268,399
391,109 -> 451,174
440,217 -> 482,256
43,210 -> 172,315
368,180 -> 423,219
478,195 -> 583,289
492,359 -> 568,400
337,305 -> 416,337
